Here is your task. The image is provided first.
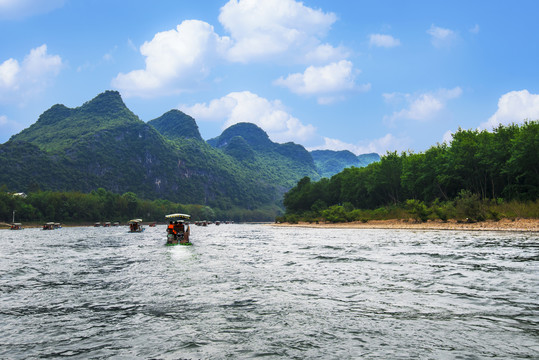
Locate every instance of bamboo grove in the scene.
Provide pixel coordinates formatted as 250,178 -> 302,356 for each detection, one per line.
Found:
281,121 -> 538,223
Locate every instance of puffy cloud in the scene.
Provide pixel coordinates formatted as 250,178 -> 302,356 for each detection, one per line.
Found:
274,60 -> 368,104
219,0 -> 338,63
0,0 -> 65,19
303,43 -> 350,64
481,90 -> 539,129
112,20 -> 231,97
180,91 -> 316,143
309,133 -> 410,155
0,58 -> 20,88
384,87 -> 462,124
369,34 -> 401,48
0,44 -> 62,102
427,25 -> 457,47
113,0 -> 349,96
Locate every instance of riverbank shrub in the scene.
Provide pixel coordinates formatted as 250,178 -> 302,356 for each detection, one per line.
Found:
0,188 -> 280,224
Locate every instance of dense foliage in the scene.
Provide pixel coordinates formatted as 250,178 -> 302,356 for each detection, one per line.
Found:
281,122 -> 539,222
0,92 -> 316,217
0,91 -> 379,222
147,110 -> 203,141
0,188 -> 274,224
312,150 -> 380,178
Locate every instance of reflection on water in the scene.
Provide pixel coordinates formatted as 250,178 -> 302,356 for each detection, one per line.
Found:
0,225 -> 538,359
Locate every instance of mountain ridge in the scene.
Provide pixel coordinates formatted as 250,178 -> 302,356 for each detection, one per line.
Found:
1,91 -> 379,217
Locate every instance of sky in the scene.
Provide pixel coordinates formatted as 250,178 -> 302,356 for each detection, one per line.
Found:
1,0 -> 539,155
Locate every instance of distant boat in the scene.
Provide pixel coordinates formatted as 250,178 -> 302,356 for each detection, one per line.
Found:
104,222 -> 111,227
94,222 -> 101,227
10,223 -> 23,230
128,219 -> 144,233
43,222 -> 55,230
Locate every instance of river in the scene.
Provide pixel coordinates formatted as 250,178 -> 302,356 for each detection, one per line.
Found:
0,224 -> 537,359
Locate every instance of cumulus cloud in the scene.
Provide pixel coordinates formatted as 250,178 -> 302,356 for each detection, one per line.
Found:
0,58 -> 20,88
0,0 -> 65,20
219,0 -> 338,63
480,90 -> 539,129
180,91 -> 316,143
309,133 -> 410,155
274,60 -> 369,104
427,25 -> 457,47
112,20 -> 231,97
369,34 -> 401,48
113,0 -> 349,96
0,44 -> 63,102
384,87 -> 462,124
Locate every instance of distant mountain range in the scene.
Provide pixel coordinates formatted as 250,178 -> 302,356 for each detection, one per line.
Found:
0,91 -> 379,212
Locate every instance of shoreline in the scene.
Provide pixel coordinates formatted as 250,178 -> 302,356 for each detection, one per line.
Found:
272,218 -> 539,232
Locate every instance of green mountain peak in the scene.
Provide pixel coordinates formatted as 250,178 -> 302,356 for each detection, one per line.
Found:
10,90 -> 141,152
148,109 -> 202,141
208,122 -> 273,150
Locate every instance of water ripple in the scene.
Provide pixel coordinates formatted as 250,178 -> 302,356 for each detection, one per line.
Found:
0,225 -> 537,359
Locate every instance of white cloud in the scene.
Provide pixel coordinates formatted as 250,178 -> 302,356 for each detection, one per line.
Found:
0,44 -> 63,102
0,0 -> 65,19
384,87 -> 462,124
180,91 -> 316,143
219,0 -> 338,63
369,34 -> 401,48
0,115 -> 7,126
274,60 -> 368,104
112,0 -> 349,97
112,20 -> 231,97
309,133 -> 410,155
481,90 -> 539,129
303,43 -> 350,64
427,25 -> 457,47
0,58 -> 20,88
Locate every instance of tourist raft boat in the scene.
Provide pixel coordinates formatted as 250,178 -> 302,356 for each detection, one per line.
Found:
43,222 -> 55,230
165,213 -> 191,246
10,223 -> 23,230
128,219 -> 145,233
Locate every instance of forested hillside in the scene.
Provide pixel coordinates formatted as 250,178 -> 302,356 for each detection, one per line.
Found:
0,91 -> 382,222
1,92 -> 286,218
312,150 -> 380,178
282,122 -> 538,222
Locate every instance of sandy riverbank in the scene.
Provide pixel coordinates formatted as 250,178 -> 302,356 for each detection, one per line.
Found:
272,218 -> 539,232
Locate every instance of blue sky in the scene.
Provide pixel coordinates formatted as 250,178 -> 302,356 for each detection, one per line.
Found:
1,0 -> 538,154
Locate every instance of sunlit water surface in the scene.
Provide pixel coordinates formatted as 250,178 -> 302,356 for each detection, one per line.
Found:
0,225 -> 538,359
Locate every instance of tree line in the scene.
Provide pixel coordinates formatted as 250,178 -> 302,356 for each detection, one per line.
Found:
0,187 -> 275,224
281,121 -> 538,223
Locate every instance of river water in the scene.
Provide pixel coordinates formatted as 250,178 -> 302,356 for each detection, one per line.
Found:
0,224 -> 537,359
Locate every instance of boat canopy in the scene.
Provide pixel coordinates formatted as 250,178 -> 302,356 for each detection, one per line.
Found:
129,219 -> 143,223
165,213 -> 190,219
12,223 -> 22,225
46,222 -> 55,225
